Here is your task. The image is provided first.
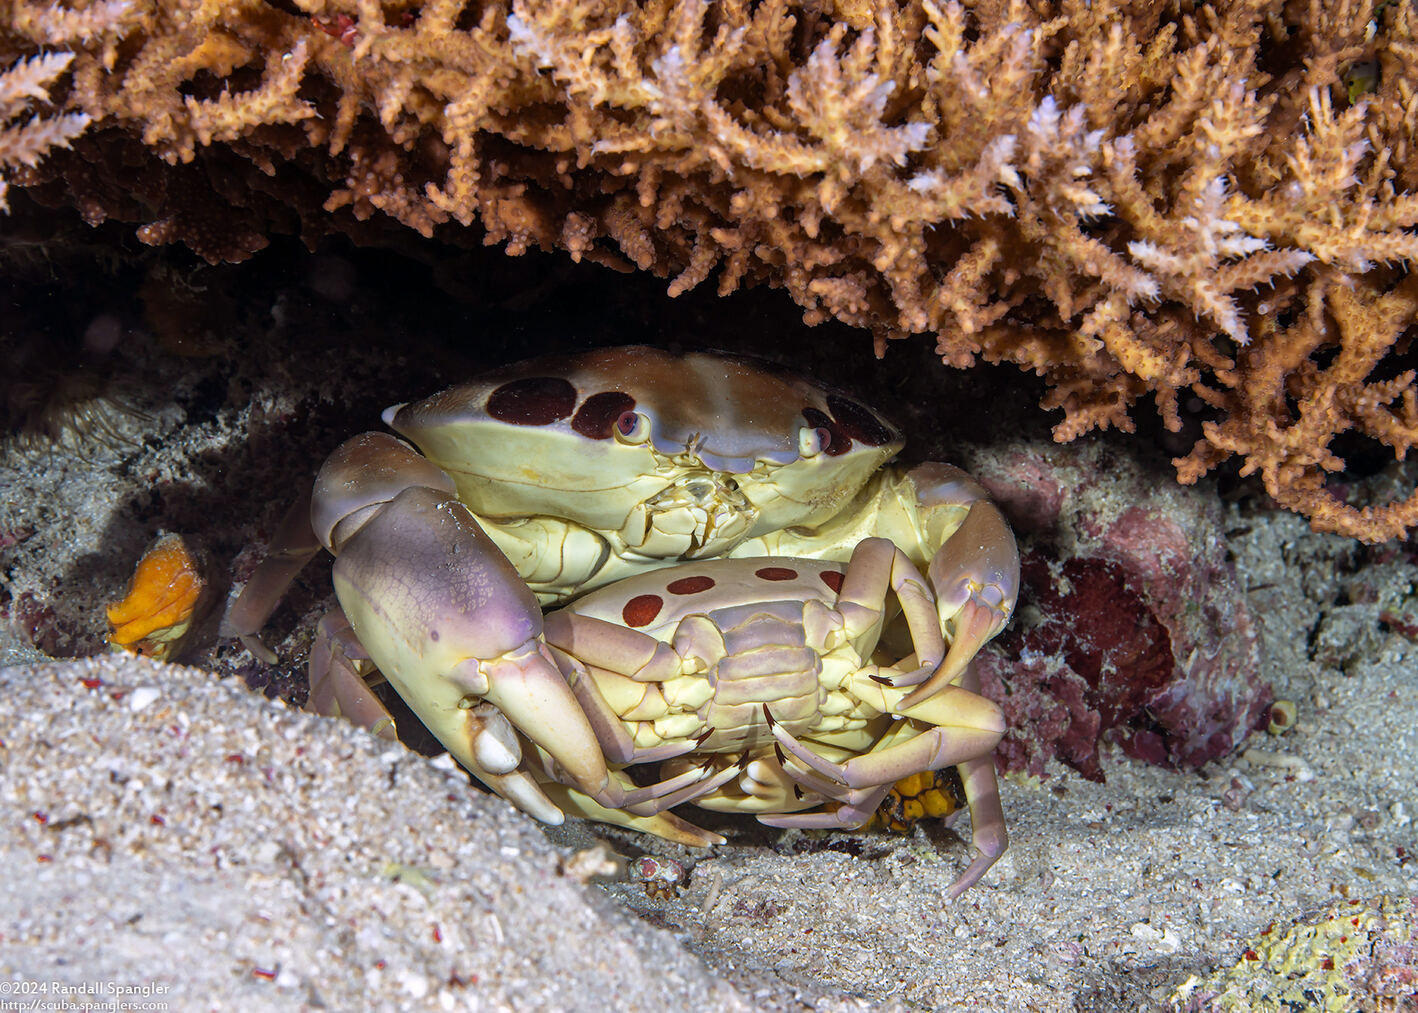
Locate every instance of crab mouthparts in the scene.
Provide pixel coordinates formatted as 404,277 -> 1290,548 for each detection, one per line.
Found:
624,474 -> 756,559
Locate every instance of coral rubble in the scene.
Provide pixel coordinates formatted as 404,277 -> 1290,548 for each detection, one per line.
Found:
1179,895 -> 1418,1012
3,0 -> 1418,539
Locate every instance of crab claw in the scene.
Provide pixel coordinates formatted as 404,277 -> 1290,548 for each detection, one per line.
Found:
329,481 -> 611,804
449,638 -> 611,797
897,469 -> 1019,711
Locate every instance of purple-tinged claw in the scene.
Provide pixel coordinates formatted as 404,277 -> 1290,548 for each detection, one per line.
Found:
330,483 -> 611,804
899,500 -> 1019,710
458,641 -> 611,796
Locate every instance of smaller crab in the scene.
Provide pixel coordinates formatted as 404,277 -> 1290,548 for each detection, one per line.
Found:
311,515 -> 1007,896
633,855 -> 687,900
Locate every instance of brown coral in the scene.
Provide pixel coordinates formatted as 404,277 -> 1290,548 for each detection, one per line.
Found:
3,0 -> 1418,539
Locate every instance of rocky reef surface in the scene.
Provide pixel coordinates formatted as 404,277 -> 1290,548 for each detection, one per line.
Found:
2,235 -> 1416,1010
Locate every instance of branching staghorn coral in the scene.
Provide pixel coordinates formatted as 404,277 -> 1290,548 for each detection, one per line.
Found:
3,0 -> 1418,540
0,50 -> 89,209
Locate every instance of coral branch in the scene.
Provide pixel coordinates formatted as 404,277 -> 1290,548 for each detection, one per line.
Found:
0,51 -> 89,210
4,0 -> 1418,539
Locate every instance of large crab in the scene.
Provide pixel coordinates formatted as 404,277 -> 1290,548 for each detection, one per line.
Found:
226,346 -> 1020,895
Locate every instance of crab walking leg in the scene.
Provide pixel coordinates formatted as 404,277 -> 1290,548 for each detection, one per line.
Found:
619,763 -> 745,814
891,464 -> 1020,711
220,486 -> 322,663
308,610 -> 396,740
536,781 -> 727,848
560,747 -> 734,812
860,661 -> 1008,898
941,661 -> 1009,899
757,782 -> 895,830
759,679 -> 1009,896
761,683 -> 1004,791
662,749 -> 831,814
748,719 -> 948,823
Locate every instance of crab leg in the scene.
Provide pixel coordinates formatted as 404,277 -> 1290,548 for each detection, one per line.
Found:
863,660 -> 1008,897
618,762 -> 744,814
761,687 -> 1003,791
757,783 -> 895,830
744,721 -> 931,820
662,749 -> 831,814
584,758 -> 733,812
759,671 -> 1007,896
307,610 -> 396,740
891,464 -> 1020,710
831,537 -> 945,687
938,661 -> 1008,899
220,486 -> 322,663
536,781 -> 727,848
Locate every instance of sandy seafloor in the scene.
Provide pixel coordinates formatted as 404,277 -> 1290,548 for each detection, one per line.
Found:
1,234 -> 1416,1011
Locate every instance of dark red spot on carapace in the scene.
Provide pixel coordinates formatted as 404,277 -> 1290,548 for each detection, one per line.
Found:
819,570 -> 844,594
666,575 -> 715,595
755,566 -> 798,581
622,594 -> 664,627
572,390 -> 637,439
486,377 -> 576,426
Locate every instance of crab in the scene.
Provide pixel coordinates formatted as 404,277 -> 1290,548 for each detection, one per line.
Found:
225,346 -> 1020,895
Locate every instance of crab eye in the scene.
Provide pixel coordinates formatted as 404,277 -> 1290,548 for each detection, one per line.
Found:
799,425 -> 833,458
614,410 -> 650,444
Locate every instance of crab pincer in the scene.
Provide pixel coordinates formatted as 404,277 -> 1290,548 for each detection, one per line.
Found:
889,464 -> 1020,710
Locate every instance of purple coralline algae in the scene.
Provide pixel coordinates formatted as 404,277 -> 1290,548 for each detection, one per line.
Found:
963,438 -> 1272,779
